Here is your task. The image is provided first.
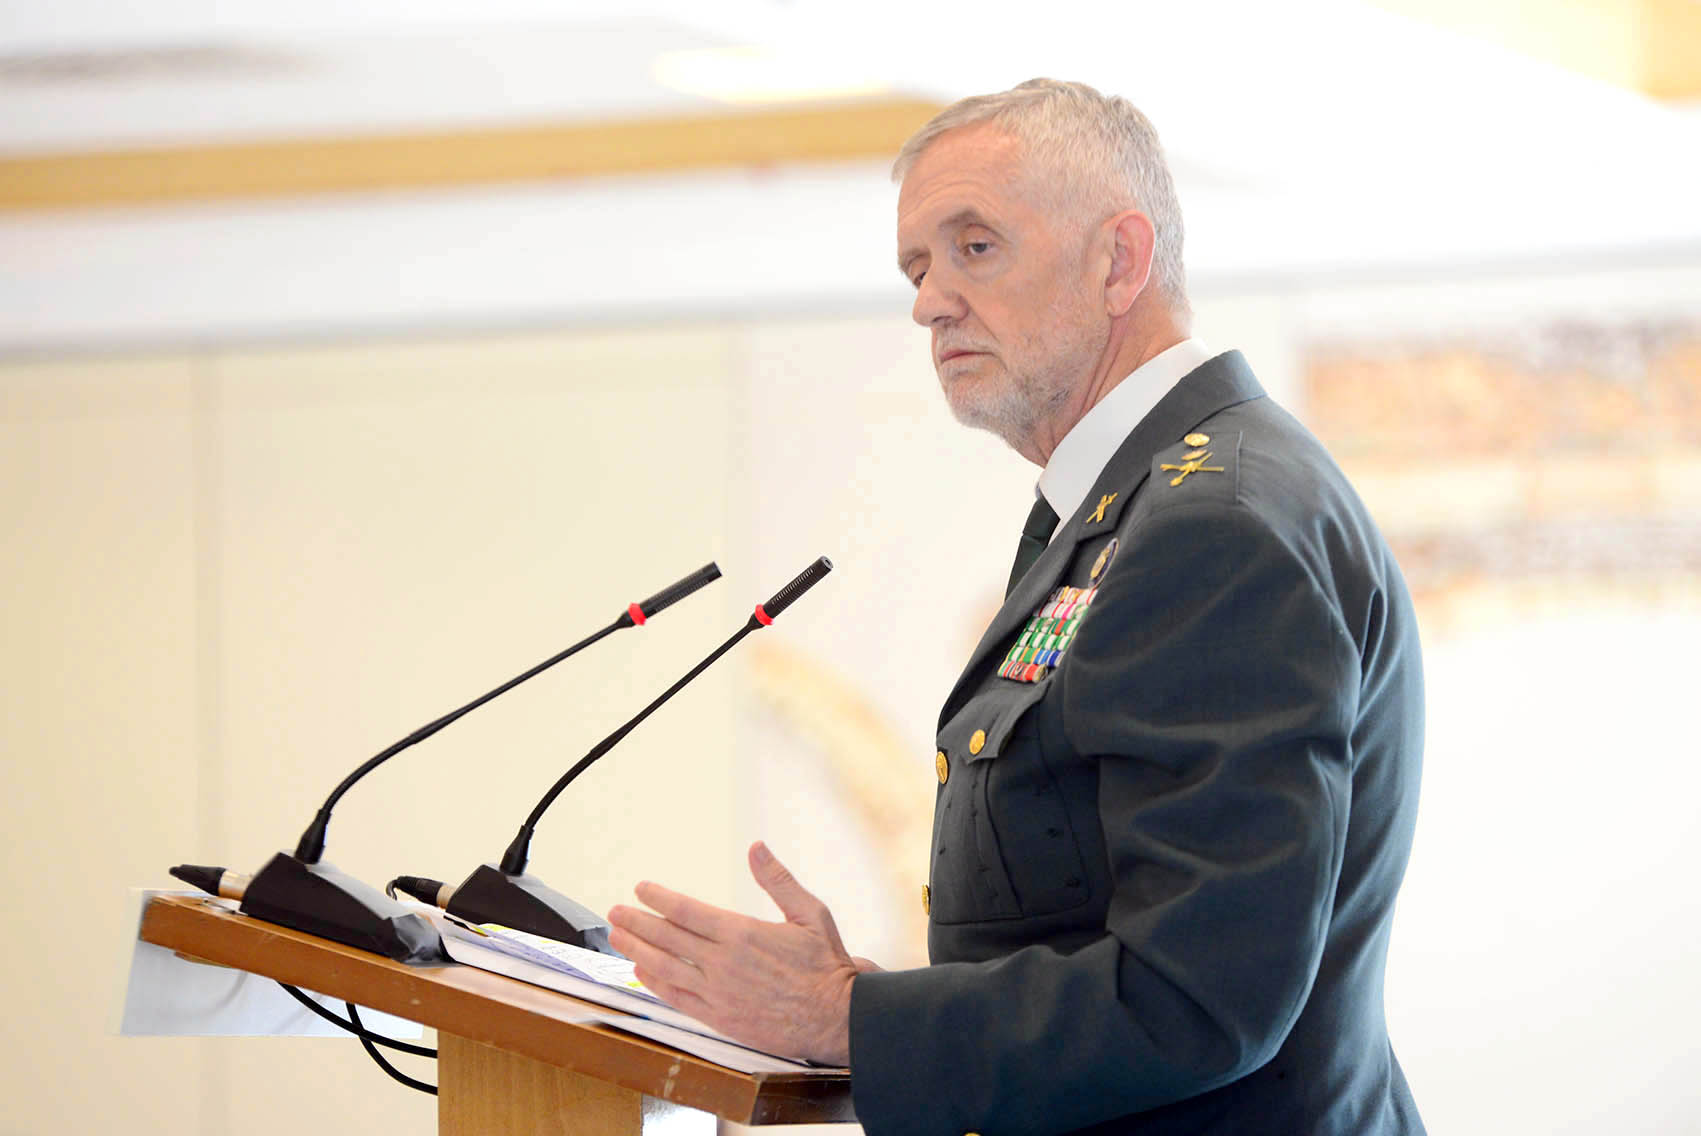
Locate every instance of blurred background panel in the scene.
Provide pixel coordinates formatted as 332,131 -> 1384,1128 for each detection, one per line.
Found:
2,2 -> 1697,1134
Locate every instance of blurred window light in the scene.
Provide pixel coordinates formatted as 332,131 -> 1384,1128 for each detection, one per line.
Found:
651,46 -> 890,105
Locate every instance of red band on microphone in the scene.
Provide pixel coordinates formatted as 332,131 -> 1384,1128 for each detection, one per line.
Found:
628,603 -> 647,626
753,604 -> 774,626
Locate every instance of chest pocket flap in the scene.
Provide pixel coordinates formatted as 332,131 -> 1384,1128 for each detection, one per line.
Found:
938,678 -> 1051,764
931,678 -> 1089,925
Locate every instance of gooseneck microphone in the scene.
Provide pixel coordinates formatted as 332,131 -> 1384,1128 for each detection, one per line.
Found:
411,556 -> 834,951
170,562 -> 722,962
503,556 -> 832,878
292,562 -> 723,865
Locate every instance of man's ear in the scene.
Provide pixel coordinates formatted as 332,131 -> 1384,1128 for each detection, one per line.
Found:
1103,210 -> 1156,318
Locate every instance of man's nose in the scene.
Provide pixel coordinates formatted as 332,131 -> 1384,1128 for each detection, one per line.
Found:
911,268 -> 967,328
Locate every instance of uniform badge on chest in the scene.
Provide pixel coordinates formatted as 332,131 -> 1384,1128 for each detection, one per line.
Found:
997,537 -> 1118,683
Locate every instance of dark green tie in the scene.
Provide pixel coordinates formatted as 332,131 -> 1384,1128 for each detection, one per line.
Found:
1006,496 -> 1060,598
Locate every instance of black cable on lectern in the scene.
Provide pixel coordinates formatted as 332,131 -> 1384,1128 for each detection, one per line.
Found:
275,982 -> 437,1058
347,1003 -> 437,1096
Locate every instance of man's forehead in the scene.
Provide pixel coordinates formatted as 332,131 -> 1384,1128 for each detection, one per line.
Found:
898,124 -> 1025,203
896,127 -> 1033,247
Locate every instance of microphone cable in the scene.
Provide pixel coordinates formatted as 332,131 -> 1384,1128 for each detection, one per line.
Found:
276,982 -> 438,1096
349,1003 -> 436,1096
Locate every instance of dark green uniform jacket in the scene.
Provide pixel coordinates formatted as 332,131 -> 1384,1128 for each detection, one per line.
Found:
850,352 -> 1426,1135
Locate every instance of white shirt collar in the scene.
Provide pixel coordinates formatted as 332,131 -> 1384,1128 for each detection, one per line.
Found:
1036,338 -> 1216,527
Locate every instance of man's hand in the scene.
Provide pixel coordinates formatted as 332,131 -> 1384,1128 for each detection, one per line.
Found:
606,842 -> 866,1066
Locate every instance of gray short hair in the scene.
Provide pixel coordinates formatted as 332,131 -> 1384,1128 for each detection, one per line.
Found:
893,78 -> 1189,313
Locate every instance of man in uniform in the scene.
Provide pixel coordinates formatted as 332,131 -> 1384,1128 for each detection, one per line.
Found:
608,79 -> 1426,1135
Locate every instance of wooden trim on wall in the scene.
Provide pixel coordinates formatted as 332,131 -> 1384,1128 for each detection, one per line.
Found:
0,97 -> 942,212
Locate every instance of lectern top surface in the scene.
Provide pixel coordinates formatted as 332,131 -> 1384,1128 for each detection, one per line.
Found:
140,893 -> 854,1126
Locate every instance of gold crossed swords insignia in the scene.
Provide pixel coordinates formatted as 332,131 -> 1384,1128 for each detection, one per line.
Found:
1160,449 -> 1225,487
1088,493 -> 1117,523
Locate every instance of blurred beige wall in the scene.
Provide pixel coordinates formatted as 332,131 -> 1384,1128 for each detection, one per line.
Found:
2,356 -> 206,1135
1,327 -> 748,1136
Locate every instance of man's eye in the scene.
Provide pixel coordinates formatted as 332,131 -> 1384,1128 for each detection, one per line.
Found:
963,240 -> 991,255
911,270 -> 927,288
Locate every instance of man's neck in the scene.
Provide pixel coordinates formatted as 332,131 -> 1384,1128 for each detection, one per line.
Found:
1019,310 -> 1189,467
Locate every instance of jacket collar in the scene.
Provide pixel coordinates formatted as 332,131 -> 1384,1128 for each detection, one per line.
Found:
1036,337 -> 1216,523
939,350 -> 1267,725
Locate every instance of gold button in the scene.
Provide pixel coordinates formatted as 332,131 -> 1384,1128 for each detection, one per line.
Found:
935,750 -> 949,784
1184,432 -> 1210,447
969,729 -> 986,755
922,884 -> 931,915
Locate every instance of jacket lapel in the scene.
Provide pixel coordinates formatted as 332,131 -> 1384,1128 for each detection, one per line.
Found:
939,351 -> 1267,725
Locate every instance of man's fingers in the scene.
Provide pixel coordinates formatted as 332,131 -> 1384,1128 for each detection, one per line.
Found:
748,841 -> 828,926
632,880 -> 735,942
630,963 -> 715,1020
607,903 -> 714,961
609,926 -> 704,995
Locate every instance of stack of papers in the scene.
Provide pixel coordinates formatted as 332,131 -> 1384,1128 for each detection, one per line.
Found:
443,916 -> 669,1015
432,912 -> 843,1075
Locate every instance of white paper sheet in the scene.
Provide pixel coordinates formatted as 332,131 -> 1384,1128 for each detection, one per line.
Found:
117,888 -> 424,1039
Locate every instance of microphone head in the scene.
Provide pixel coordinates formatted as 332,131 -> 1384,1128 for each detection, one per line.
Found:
759,556 -> 833,620
635,562 -> 722,620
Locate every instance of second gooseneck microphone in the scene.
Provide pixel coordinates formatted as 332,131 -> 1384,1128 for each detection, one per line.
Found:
411,556 -> 835,950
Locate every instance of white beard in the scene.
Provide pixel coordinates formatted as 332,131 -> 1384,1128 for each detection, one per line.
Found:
938,303 -> 1106,454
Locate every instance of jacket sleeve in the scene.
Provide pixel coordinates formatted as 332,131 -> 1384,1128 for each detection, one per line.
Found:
849,500 -> 1361,1135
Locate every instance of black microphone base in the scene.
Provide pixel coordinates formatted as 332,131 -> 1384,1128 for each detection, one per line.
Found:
445,863 -> 616,955
239,852 -> 446,964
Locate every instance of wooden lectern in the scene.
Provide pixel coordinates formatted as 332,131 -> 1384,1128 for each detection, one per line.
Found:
139,894 -> 856,1135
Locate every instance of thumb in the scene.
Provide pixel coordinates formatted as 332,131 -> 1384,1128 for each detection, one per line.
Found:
749,841 -> 827,927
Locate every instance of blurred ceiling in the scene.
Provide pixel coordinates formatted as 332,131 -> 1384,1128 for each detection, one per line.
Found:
0,0 -> 1697,349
